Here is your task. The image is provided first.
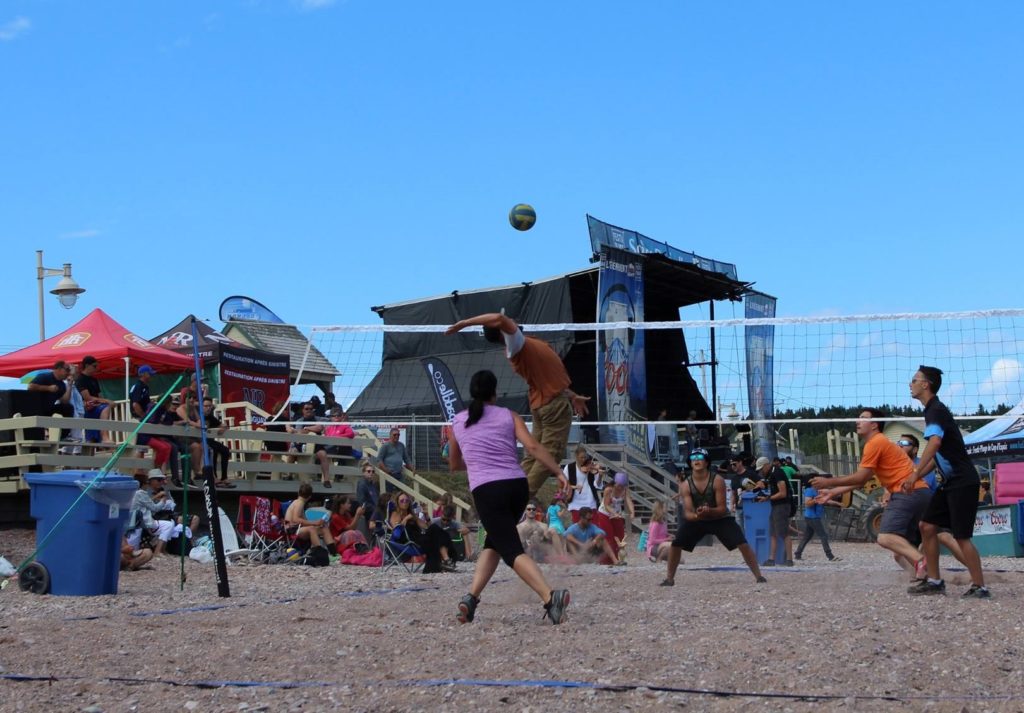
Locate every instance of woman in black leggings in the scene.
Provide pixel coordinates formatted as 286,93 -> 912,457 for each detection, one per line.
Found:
448,370 -> 572,625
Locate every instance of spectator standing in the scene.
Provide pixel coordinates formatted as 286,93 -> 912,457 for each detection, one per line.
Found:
129,365 -> 173,476
565,446 -> 602,523
756,456 -> 794,566
377,428 -> 415,492
794,479 -> 840,562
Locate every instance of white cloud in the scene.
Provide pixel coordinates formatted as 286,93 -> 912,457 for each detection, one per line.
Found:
979,358 -> 1022,404
0,16 -> 30,41
59,229 -> 100,240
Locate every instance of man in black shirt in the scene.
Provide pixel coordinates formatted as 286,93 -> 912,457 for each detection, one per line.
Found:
755,456 -> 794,567
28,360 -> 75,418
75,355 -> 113,443
904,365 -> 988,597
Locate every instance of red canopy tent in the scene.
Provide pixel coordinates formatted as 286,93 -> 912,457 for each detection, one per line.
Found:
0,308 -> 195,378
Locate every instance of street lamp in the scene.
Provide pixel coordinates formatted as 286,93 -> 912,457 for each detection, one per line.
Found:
37,250 -> 85,340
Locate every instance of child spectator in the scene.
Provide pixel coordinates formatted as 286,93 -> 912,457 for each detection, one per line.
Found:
646,500 -> 673,563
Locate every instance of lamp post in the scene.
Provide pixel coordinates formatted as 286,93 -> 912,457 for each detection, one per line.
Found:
37,250 -> 85,341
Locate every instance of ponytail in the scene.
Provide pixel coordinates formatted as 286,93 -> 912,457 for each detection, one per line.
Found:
465,370 -> 498,428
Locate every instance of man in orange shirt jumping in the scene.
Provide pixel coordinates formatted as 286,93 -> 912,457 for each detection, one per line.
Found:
810,408 -> 931,582
446,311 -> 590,497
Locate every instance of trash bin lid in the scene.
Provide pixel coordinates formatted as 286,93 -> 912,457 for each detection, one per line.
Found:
25,471 -> 138,489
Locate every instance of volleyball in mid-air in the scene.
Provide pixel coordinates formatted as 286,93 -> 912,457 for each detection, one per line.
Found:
509,203 -> 537,231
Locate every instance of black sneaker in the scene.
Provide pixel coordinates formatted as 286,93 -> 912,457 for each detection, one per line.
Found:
782,560 -> 795,567
659,578 -> 675,587
456,593 -> 479,623
763,559 -> 776,567
544,589 -> 570,625
441,558 -> 457,572
962,584 -> 991,599
908,579 -> 946,595
793,553 -> 802,561
756,576 -> 767,584
828,556 -> 842,562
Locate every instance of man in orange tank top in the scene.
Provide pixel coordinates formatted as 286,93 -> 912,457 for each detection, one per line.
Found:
446,311 -> 590,497
810,408 -> 932,583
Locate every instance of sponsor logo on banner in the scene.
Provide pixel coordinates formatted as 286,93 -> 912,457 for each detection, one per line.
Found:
123,333 -> 155,349
53,332 -> 91,348
974,507 -> 1013,537
420,357 -> 464,421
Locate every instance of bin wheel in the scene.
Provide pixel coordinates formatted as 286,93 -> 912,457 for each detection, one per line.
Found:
864,506 -> 885,543
18,562 -> 50,595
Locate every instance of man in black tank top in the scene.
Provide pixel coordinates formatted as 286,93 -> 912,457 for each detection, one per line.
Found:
661,449 -> 767,587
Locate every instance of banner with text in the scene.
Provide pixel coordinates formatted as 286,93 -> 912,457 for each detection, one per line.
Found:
597,247 -> 646,452
745,292 -> 777,459
218,344 -> 291,427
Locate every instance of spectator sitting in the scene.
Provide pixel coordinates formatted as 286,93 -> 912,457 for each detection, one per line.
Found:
564,446 -> 602,522
432,492 -> 454,519
288,402 -> 329,487
201,397 -> 233,486
564,506 -> 620,565
646,500 -> 673,563
355,461 -> 380,536
28,360 -> 75,419
327,494 -> 369,554
316,406 -> 360,486
546,492 -> 571,537
120,536 -> 153,571
309,394 -> 326,418
389,493 -> 456,572
75,355 -> 113,444
284,483 -> 336,554
369,491 -> 393,539
979,481 -> 992,506
126,470 -> 185,556
432,505 -> 473,562
516,499 -> 566,562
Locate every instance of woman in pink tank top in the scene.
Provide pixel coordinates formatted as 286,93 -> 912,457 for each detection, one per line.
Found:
448,370 -> 572,626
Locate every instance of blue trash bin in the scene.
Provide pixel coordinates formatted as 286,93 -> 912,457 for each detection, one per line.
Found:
25,471 -> 138,596
741,492 -> 771,565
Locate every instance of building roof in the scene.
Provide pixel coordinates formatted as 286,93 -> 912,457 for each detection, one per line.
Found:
222,321 -> 340,384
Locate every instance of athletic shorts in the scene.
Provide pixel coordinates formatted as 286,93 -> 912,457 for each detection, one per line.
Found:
472,477 -> 529,568
880,489 -> 931,545
921,478 -> 980,541
769,504 -> 790,538
672,517 -> 747,552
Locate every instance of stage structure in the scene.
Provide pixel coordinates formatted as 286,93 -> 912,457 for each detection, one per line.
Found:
348,216 -> 754,463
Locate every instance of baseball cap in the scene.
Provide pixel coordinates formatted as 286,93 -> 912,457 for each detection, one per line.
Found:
755,456 -> 771,469
138,365 -> 155,376
147,468 -> 166,480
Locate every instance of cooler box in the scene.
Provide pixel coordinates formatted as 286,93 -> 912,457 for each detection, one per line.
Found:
25,471 -> 138,596
972,502 -> 1023,558
741,493 -> 771,564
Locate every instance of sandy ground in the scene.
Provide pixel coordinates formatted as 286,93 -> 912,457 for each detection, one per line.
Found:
1,528 -> 1024,713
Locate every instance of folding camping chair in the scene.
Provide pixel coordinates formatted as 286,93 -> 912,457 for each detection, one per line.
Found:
377,518 -> 425,574
245,496 -> 287,563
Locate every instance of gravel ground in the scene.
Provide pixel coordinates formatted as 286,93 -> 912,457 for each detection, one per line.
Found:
2,528 -> 1024,713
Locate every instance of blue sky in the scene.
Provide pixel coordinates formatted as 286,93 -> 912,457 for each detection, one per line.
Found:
2,1 -> 1022,359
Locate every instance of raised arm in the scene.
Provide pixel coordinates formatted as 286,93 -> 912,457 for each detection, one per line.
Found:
444,312 -> 518,336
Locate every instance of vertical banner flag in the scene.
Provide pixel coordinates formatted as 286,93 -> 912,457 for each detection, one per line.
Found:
218,345 -> 291,427
597,247 -> 647,454
421,357 -> 465,459
420,357 -> 465,421
744,292 -> 777,460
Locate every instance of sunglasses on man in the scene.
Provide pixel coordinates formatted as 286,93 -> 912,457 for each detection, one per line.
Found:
689,453 -> 706,462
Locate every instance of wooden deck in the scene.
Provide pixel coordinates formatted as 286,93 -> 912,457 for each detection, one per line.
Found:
0,415 -> 472,523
